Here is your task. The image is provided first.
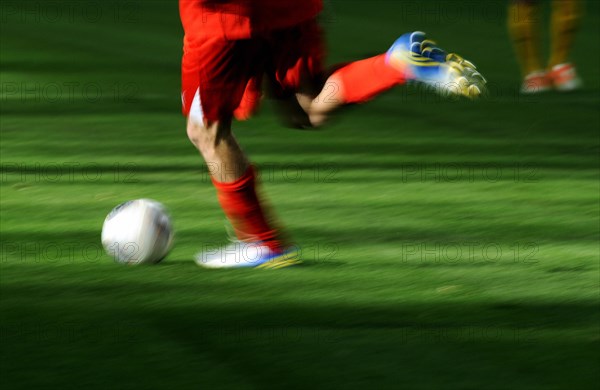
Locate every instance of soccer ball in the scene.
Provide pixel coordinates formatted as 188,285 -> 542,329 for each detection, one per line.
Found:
101,199 -> 174,265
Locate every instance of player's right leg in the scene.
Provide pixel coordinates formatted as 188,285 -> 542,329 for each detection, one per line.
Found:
185,108 -> 299,269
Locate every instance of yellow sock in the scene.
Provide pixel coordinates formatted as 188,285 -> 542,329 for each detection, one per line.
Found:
549,0 -> 582,68
508,0 -> 543,77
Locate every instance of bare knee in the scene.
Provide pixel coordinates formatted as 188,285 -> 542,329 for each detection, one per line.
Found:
186,117 -> 248,181
186,119 -> 231,159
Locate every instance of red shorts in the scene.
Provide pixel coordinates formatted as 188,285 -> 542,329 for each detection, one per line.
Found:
181,19 -> 325,123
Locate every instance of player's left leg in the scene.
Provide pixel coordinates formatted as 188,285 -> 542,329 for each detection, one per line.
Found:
269,20 -> 417,127
547,0 -> 583,91
302,32 -> 487,127
301,54 -> 406,127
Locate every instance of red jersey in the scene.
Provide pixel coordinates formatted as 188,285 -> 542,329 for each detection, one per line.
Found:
180,0 -> 323,40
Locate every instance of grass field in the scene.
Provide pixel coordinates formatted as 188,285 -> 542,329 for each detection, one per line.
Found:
1,1 -> 599,389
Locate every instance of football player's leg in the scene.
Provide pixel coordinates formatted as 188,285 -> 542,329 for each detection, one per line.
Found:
186,115 -> 247,182
271,20 -> 410,127
186,115 -> 297,269
306,33 -> 487,126
273,22 -> 486,127
305,55 -> 408,126
182,40 -> 296,268
507,0 -> 551,93
186,113 -> 277,244
548,0 -> 583,91
549,0 -> 582,68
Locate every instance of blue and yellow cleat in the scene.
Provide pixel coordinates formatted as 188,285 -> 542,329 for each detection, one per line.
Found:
386,31 -> 487,99
195,241 -> 300,269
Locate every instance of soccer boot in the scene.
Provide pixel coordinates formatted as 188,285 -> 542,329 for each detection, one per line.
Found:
195,240 -> 300,269
386,31 -> 487,99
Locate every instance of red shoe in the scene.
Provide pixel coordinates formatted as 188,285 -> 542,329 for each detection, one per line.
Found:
521,71 -> 552,94
548,63 -> 582,92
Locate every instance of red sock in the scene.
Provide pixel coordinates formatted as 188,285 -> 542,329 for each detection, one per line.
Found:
211,166 -> 281,250
332,54 -> 408,104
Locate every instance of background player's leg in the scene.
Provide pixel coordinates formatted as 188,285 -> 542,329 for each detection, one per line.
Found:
508,0 -> 543,76
507,0 -> 550,93
547,0 -> 583,91
549,0 -> 582,68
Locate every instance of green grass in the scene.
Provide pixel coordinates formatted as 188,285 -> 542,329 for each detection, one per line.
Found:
1,1 -> 599,389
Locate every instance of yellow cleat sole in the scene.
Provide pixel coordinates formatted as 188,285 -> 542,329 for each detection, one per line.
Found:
256,252 -> 302,269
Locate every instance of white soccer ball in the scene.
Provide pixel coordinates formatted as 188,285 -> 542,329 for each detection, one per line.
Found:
101,199 -> 174,265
